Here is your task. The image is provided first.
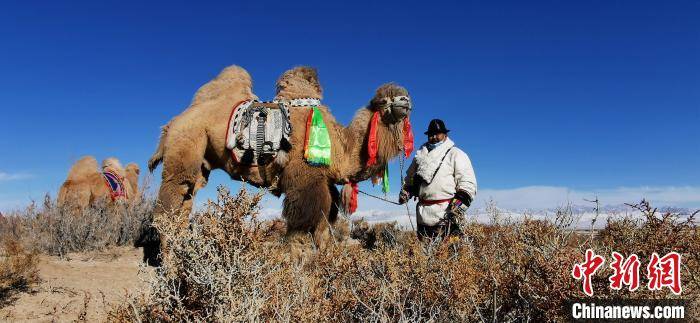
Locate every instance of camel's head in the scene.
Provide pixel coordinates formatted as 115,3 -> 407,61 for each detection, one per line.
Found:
125,163 -> 140,178
275,66 -> 323,100
368,83 -> 412,125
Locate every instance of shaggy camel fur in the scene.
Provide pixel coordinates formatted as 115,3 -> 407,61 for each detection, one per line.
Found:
57,156 -> 140,209
149,65 -> 411,247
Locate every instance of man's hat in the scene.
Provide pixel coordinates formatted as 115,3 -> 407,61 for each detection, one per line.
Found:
425,119 -> 450,135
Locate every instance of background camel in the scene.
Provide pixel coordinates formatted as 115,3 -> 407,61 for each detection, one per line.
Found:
148,65 -> 412,246
57,156 -> 140,209
124,163 -> 141,203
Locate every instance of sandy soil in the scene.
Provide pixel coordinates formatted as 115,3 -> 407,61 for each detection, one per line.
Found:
0,247 -> 150,322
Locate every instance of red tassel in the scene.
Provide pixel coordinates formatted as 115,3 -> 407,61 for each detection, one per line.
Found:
303,107 -> 314,159
349,182 -> 359,214
403,117 -> 414,157
366,111 -> 380,166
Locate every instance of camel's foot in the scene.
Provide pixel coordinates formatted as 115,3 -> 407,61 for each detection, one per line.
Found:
282,231 -> 315,264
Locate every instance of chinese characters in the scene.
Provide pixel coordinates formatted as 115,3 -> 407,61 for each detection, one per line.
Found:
571,249 -> 682,296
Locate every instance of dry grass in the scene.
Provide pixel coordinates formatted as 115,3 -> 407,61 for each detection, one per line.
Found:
0,195 -> 154,258
0,237 -> 39,306
109,188 -> 699,322
0,193 -> 154,307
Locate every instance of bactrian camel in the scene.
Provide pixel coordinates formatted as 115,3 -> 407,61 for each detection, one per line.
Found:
57,156 -> 140,209
148,65 -> 413,247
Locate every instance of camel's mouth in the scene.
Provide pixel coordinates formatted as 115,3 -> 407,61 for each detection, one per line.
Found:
382,96 -> 412,124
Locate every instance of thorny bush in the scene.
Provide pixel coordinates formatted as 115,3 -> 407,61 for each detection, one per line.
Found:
0,237 -> 39,305
0,193 -> 153,307
110,189 -> 699,322
0,194 -> 154,257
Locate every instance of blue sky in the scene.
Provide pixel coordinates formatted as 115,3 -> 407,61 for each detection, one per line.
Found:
1,1 -> 699,212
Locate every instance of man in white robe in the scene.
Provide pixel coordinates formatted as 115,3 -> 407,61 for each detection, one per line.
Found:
399,119 -> 477,240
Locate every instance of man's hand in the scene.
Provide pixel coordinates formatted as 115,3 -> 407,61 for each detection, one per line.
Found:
454,190 -> 472,208
398,189 -> 411,205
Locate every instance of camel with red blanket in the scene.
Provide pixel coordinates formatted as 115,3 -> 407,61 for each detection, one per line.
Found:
57,156 -> 140,209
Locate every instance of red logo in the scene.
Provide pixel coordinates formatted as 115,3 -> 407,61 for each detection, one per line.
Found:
572,250 -> 683,296
572,249 -> 606,296
609,252 -> 641,291
647,252 -> 682,295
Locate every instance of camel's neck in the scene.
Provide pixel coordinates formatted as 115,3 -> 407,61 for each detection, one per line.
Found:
341,108 -> 404,182
126,173 -> 139,196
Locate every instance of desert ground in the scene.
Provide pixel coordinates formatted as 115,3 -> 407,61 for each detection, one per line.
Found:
1,247 -> 149,322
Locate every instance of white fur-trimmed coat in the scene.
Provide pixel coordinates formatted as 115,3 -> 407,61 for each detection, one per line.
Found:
403,137 -> 477,226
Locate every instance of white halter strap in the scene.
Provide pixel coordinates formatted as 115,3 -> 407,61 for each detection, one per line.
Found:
271,97 -> 321,107
384,95 -> 411,104
379,95 -> 411,117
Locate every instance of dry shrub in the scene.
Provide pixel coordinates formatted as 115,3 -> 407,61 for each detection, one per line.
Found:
0,194 -> 153,307
593,200 -> 700,303
110,190 -> 699,322
350,219 -> 404,249
0,237 -> 39,305
0,195 -> 154,257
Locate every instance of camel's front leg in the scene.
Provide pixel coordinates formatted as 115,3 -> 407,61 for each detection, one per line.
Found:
155,129 -> 208,217
282,179 -> 336,249
147,131 -> 207,266
180,162 -> 211,216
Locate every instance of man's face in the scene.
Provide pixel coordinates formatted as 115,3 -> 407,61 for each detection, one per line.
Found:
428,132 -> 447,144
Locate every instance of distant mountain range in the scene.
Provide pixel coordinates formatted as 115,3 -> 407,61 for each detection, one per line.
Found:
470,203 -> 697,217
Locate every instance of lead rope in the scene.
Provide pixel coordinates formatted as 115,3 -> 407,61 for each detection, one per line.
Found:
355,120 -> 416,231
397,125 -> 416,231
357,190 -> 401,205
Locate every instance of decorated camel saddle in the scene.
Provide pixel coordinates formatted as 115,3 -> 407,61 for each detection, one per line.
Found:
227,99 -> 322,166
101,170 -> 127,201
